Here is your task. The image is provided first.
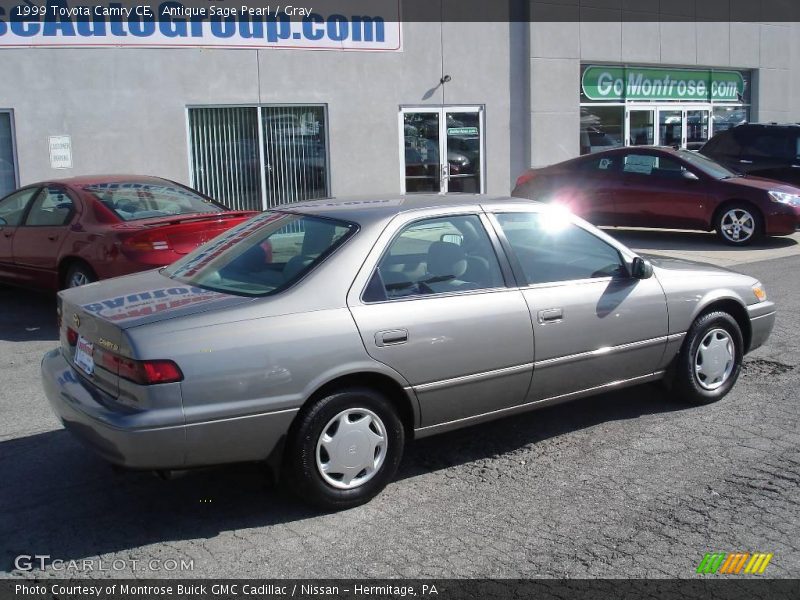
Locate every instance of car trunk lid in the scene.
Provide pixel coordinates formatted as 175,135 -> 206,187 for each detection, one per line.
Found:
58,269 -> 252,398
115,211 -> 257,255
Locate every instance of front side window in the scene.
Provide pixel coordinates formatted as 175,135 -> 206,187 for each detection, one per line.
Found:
165,211 -> 356,297
364,215 -> 504,301
24,187 -> 74,226
85,181 -> 223,222
495,212 -> 625,285
621,153 -> 688,179
0,187 -> 38,226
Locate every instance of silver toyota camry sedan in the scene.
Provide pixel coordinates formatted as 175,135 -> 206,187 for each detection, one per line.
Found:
42,196 -> 776,509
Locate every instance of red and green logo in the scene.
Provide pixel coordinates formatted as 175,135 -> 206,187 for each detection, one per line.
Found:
697,552 -> 773,575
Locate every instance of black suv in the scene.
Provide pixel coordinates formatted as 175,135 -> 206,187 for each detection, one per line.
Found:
700,123 -> 800,186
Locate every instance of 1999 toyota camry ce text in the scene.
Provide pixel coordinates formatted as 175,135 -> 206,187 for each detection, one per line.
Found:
41,196 -> 776,509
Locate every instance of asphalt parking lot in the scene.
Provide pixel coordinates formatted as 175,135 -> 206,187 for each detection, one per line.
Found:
1,229 -> 798,579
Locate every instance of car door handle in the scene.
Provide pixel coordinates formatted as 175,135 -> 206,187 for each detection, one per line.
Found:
48,235 -> 59,241
537,308 -> 563,323
375,329 -> 408,347
739,159 -> 753,164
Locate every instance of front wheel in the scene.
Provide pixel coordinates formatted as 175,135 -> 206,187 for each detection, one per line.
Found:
286,387 -> 404,510
715,204 -> 762,246
673,311 -> 743,405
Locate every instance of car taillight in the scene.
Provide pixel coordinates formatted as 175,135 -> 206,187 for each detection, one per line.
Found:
66,327 -> 79,346
142,361 -> 184,384
515,171 -> 536,188
120,231 -> 172,252
94,347 -> 183,385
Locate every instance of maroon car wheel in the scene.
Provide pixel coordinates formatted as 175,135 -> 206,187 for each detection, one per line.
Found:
714,203 -> 763,246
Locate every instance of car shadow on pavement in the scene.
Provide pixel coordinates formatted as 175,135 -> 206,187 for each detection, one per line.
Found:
0,287 -> 58,342
0,384 -> 686,573
603,227 -> 798,252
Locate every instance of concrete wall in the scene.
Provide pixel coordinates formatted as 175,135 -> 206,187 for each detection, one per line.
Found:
0,21 -> 517,197
530,2 -> 800,167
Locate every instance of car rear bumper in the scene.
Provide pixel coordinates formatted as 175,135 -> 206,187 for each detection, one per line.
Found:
41,348 -> 298,470
747,301 -> 776,353
41,348 -> 186,469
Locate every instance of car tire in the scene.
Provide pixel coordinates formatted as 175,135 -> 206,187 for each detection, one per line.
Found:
673,311 -> 743,405
286,387 -> 404,510
714,203 -> 762,246
64,262 -> 97,289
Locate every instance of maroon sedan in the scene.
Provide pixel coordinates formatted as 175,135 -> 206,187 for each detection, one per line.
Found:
513,147 -> 800,245
0,175 -> 257,290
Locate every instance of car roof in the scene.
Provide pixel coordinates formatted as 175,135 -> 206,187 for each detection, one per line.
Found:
734,122 -> 800,130
30,175 -> 173,188
274,194 -> 538,226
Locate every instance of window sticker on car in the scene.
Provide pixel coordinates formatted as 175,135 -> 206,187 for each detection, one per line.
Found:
599,158 -> 613,170
624,154 -> 656,174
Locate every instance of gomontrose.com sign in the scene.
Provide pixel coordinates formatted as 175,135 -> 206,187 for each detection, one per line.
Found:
582,65 -> 745,102
0,0 -> 402,50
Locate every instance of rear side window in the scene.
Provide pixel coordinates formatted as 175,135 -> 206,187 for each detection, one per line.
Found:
363,214 -> 505,302
165,212 -> 356,297
705,130 -> 740,155
495,211 -> 625,284
24,187 -> 74,226
574,155 -> 620,173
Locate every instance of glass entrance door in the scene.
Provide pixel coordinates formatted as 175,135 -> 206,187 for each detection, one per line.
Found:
628,109 -> 655,146
401,107 -> 484,194
686,109 -> 710,149
658,109 -> 684,148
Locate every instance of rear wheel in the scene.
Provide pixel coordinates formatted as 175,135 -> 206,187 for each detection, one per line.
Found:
64,262 -> 97,289
286,387 -> 404,510
715,203 -> 762,246
673,311 -> 743,405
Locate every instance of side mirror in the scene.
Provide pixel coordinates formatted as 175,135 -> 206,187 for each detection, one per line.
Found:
682,170 -> 699,181
631,256 -> 653,279
0,216 -> 6,228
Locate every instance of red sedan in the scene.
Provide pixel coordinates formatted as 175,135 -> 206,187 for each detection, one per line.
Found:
513,147 -> 800,245
0,175 -> 257,290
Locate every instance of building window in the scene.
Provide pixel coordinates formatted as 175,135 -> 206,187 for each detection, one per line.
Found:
0,111 -> 18,198
188,105 -> 329,211
580,106 -> 624,154
579,65 -> 751,154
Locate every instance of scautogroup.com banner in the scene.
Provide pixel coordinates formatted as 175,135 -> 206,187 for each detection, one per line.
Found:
0,0 -> 402,50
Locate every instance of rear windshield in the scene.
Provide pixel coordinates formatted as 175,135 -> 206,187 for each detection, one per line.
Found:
164,211 -> 357,297
84,181 -> 224,221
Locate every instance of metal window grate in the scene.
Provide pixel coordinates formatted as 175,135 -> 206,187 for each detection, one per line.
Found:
188,105 -> 329,212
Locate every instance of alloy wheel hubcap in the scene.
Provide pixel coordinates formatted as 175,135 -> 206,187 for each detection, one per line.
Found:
69,272 -> 89,287
315,408 -> 387,490
694,328 -> 735,390
721,209 -> 755,242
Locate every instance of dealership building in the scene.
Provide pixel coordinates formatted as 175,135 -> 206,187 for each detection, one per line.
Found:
2,2 -> 800,211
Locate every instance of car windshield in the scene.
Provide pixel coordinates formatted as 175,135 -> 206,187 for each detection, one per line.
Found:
676,150 -> 739,180
84,181 -> 224,221
164,211 -> 357,297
